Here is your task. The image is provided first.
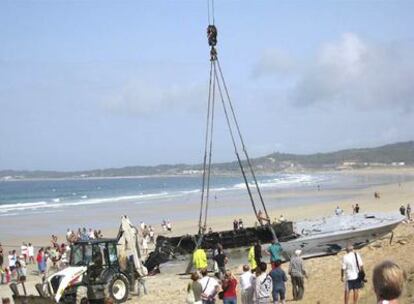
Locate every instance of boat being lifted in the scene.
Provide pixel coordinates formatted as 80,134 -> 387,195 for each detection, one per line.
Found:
144,213 -> 403,272
144,1 -> 404,273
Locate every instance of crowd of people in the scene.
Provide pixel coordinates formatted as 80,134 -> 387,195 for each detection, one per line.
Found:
188,240 -> 407,304
65,227 -> 104,243
189,240 -> 307,304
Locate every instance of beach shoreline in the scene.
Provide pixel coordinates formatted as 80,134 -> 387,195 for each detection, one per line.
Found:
1,168 -> 414,303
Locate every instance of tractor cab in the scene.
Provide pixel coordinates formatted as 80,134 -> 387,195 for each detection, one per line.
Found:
69,238 -> 120,281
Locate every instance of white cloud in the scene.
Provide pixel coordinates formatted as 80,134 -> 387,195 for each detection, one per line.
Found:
254,33 -> 414,111
103,79 -> 207,116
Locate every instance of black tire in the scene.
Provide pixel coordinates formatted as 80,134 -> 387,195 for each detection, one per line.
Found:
105,273 -> 130,303
76,286 -> 89,304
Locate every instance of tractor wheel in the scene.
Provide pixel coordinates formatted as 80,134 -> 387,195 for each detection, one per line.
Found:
105,273 -> 130,303
76,286 -> 89,304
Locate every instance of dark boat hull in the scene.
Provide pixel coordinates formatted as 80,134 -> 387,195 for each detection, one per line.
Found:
144,221 -> 296,271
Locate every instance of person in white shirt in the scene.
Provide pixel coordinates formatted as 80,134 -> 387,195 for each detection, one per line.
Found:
341,245 -> 364,304
240,264 -> 254,304
28,243 -> 35,264
89,229 -> 95,239
142,236 -> 149,256
253,262 -> 273,304
21,243 -> 28,263
199,268 -> 219,304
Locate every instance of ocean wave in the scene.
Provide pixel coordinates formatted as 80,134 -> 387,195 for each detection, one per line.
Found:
0,201 -> 48,212
0,191 -> 180,215
233,174 -> 322,189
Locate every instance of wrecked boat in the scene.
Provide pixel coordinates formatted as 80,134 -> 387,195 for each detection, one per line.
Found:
144,213 -> 403,272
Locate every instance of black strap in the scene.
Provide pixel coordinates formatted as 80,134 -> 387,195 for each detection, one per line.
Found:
354,252 -> 360,271
203,277 -> 211,293
261,275 -> 270,285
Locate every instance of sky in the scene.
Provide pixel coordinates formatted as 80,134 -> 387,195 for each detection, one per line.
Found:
0,0 -> 413,171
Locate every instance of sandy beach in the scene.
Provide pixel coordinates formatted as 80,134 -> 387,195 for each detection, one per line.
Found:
1,168 -> 414,303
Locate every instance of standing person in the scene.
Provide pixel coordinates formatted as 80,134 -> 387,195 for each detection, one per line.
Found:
239,265 -> 254,304
269,260 -> 287,304
221,270 -> 238,304
166,220 -> 172,232
233,219 -> 239,231
213,244 -> 228,279
8,250 -> 17,279
406,204 -> 411,221
254,242 -> 262,268
248,245 -> 257,271
0,243 -> 3,270
149,226 -> 155,244
373,260 -> 406,304
238,219 -> 244,230
36,248 -> 46,276
20,243 -> 28,264
28,243 -> 35,264
193,248 -> 208,271
142,235 -> 149,256
341,245 -> 364,304
288,249 -> 307,300
354,204 -> 360,214
253,262 -> 272,304
200,268 -> 220,304
399,205 -> 406,216
267,240 -> 282,269
187,272 -> 203,304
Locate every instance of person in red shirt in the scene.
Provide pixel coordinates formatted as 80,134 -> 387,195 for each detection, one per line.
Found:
222,270 -> 238,304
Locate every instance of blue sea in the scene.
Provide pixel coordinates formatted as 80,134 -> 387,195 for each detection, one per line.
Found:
0,172 -> 411,218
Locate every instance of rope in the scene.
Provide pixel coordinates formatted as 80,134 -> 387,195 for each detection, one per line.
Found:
198,61 -> 214,232
207,0 -> 215,25
203,63 -> 216,231
216,58 -> 270,219
212,60 -> 260,222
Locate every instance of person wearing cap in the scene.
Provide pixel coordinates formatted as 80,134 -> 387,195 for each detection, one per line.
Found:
341,245 -> 364,304
288,249 -> 307,301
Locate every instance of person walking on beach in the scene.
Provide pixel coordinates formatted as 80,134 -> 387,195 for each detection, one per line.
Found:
373,260 -> 406,304
221,270 -> 238,304
289,249 -> 307,300
266,240 -> 283,269
200,268 -> 220,304
240,265 -> 254,304
269,260 -> 287,304
341,245 -> 364,304
253,262 -> 272,304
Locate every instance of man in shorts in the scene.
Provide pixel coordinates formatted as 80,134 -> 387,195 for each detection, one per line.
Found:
341,245 -> 364,304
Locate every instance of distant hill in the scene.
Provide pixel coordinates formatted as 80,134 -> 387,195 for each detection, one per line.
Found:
1,141 -> 413,180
